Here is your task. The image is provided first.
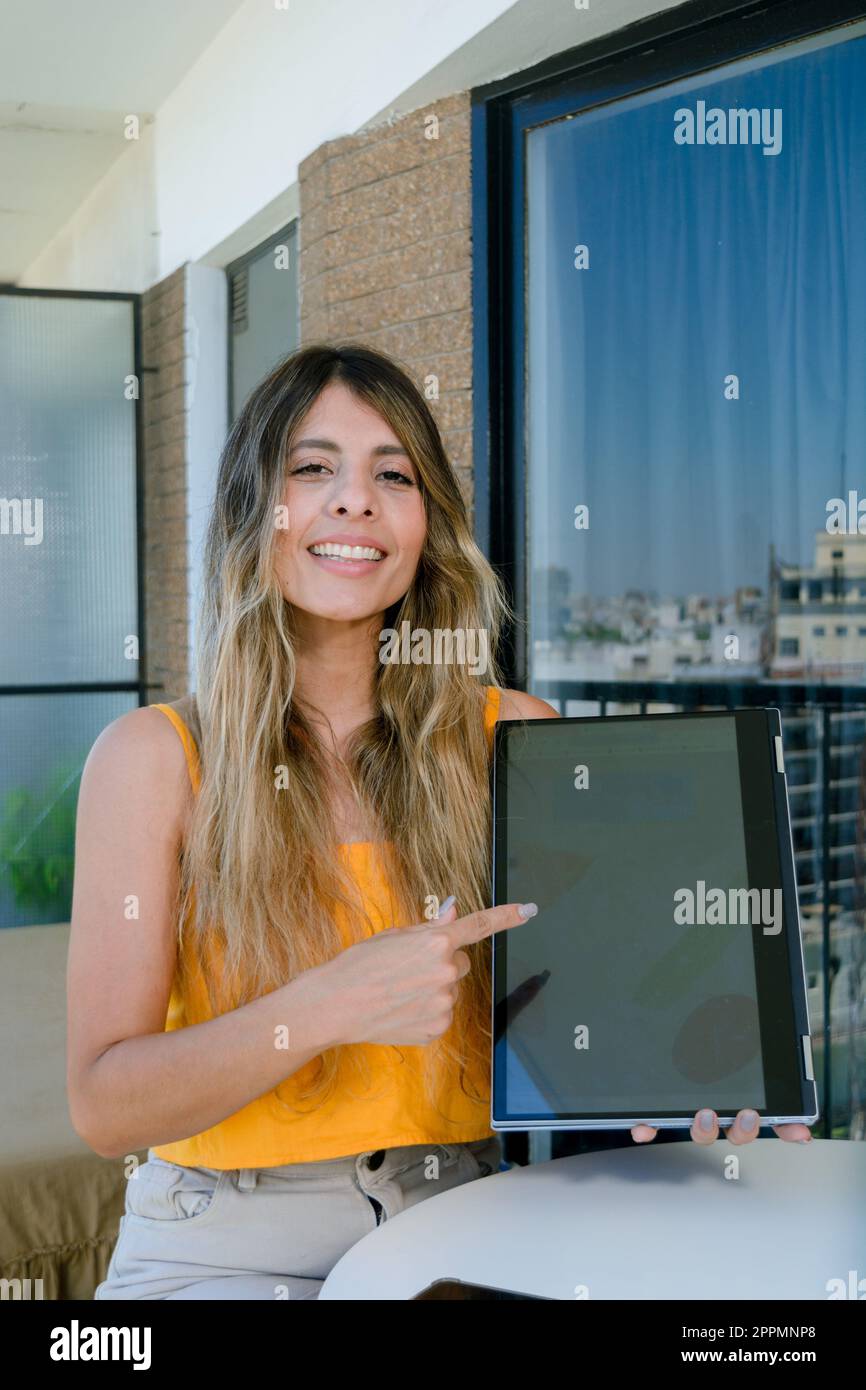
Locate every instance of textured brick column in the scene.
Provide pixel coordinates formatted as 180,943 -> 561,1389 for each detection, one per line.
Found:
297,92 -> 475,516
140,266 -> 191,702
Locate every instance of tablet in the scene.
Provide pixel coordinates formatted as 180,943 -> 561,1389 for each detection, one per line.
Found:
490,708 -> 819,1131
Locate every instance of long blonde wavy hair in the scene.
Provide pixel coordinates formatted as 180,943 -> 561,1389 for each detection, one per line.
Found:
176,341 -> 513,1117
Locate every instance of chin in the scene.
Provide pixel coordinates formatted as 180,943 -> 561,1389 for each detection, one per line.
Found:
292,597 -> 385,623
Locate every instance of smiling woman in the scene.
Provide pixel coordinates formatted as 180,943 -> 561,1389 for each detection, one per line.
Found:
68,340 -> 554,1300
68,340 -> 808,1301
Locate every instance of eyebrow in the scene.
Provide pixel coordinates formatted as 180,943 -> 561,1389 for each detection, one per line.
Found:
289,437 -> 409,457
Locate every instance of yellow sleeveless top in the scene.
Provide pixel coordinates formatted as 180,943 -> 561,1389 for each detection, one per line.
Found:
150,686 -> 502,1168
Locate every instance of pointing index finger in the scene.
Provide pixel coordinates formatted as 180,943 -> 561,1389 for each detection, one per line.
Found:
444,902 -> 538,946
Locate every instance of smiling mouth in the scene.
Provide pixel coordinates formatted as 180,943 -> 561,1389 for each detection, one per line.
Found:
308,543 -> 385,563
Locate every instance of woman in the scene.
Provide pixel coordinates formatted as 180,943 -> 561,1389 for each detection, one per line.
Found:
68,343 -> 810,1301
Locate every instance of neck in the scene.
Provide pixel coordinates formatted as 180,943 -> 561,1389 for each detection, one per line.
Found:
292,611 -> 383,731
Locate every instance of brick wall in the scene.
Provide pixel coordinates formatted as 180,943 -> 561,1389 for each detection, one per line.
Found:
297,91 -> 475,517
139,266 -> 190,703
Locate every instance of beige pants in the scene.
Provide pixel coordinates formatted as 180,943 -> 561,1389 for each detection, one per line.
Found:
94,1136 -> 503,1300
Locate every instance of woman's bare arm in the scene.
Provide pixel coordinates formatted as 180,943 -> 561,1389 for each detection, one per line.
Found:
68,688 -> 558,1159
66,707 -> 339,1159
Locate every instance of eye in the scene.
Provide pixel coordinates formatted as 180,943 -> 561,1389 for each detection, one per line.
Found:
291,461 -> 332,476
379,468 -> 415,486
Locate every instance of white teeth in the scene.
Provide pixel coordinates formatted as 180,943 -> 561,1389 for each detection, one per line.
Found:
309,543 -> 384,561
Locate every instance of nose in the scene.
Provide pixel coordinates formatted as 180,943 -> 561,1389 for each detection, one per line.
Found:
326,465 -> 378,518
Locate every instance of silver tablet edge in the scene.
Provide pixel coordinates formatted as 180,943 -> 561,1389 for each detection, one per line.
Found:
490,1111 -> 821,1132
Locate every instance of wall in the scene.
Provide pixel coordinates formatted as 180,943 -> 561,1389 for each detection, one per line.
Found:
19,0 -> 686,292
299,92 -> 475,515
140,268 -> 191,701
186,264 -> 228,690
19,0 -> 521,291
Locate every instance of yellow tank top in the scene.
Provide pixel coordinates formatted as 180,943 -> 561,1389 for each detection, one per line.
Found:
150,686 -> 502,1168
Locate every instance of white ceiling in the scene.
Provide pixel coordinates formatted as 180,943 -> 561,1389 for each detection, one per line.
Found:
0,0 -> 245,282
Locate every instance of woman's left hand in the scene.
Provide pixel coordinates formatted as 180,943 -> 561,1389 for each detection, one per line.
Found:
630,1110 -> 813,1145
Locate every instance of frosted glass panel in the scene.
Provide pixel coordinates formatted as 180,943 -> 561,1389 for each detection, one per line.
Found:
0,690 -> 137,928
0,294 -> 138,683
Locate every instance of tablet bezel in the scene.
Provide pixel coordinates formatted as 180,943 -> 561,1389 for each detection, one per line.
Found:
490,707 -> 819,1131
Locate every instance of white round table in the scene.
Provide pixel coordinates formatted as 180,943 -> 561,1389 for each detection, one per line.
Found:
319,1139 -> 865,1300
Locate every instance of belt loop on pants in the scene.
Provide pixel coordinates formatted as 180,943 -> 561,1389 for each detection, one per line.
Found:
237,1167 -> 257,1192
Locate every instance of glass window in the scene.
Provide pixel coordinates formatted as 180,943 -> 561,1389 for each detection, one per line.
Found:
228,223 -> 299,422
526,26 -> 866,695
0,692 -> 138,928
495,9 -> 866,1140
0,292 -> 141,928
0,295 -> 138,684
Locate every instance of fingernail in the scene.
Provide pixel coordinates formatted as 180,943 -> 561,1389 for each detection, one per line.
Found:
518,902 -> 538,919
699,1109 -> 715,1131
436,895 -> 456,918
799,1135 -> 812,1144
740,1110 -> 758,1131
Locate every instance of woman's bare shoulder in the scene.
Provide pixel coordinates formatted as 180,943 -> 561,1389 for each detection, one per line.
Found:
497,688 -> 560,721
80,704 -> 193,833
86,703 -> 187,764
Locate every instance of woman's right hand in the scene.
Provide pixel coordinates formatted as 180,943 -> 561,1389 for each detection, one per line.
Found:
309,899 -> 538,1048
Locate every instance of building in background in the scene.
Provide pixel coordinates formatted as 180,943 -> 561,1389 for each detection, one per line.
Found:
771,533 -> 866,682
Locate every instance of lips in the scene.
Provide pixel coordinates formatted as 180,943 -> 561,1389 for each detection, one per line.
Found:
305,538 -> 388,576
308,542 -> 385,562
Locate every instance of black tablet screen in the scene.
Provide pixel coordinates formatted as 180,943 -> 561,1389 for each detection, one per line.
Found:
494,713 -> 770,1120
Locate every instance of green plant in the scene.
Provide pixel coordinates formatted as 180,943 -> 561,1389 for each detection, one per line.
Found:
0,757 -> 84,918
